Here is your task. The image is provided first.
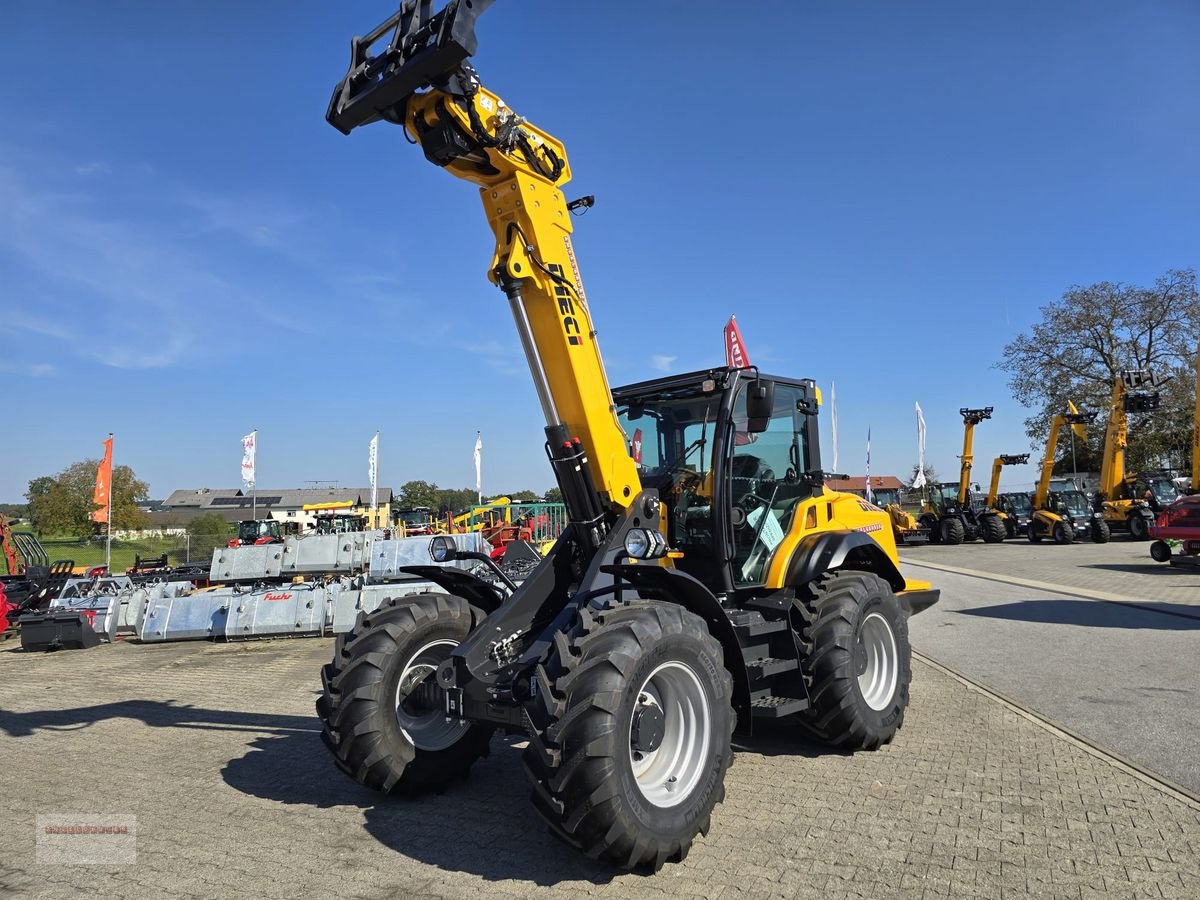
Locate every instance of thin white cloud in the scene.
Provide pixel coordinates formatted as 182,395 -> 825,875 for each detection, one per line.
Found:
73,162 -> 110,176
0,360 -> 56,377
651,354 -> 678,372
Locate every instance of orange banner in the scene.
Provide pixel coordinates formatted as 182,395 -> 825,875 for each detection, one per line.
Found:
92,435 -> 113,523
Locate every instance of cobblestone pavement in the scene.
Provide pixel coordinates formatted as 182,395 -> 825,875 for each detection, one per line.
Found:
904,563 -> 1200,795
3,637 -> 1199,899
902,538 -> 1200,609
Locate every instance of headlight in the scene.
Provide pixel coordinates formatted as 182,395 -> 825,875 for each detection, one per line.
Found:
429,535 -> 456,563
623,528 -> 666,559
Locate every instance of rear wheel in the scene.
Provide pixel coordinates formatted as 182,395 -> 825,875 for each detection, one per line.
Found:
1129,514 -> 1150,541
920,515 -> 942,544
940,517 -> 965,545
1028,518 -> 1043,543
1090,518 -> 1111,544
796,571 -> 911,751
1052,521 -> 1073,544
980,515 -> 1006,543
523,601 -> 734,872
316,594 -> 493,795
1150,540 -> 1172,563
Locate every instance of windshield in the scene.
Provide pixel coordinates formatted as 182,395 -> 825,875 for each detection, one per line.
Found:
1002,493 -> 1031,516
1061,490 -> 1089,518
936,484 -> 960,502
871,488 -> 901,506
1149,478 -> 1179,504
398,509 -> 430,525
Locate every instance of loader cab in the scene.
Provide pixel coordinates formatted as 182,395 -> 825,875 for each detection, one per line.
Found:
869,488 -> 903,508
614,369 -> 822,595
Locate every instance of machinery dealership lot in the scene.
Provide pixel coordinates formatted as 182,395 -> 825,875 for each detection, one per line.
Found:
3,546 -> 1199,899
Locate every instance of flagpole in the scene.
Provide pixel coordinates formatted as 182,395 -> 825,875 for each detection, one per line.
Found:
106,433 -> 113,572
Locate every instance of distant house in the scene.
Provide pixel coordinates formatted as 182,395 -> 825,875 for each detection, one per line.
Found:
824,475 -> 905,495
155,487 -> 394,530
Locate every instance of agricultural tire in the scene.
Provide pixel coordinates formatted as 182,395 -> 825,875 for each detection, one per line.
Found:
1090,518 -> 1111,544
316,593 -> 493,795
1128,514 -> 1150,541
980,516 -> 1006,544
1052,521 -> 1073,544
1150,540 -> 1172,563
940,517 -> 965,545
523,601 -> 734,872
795,571 -> 911,751
921,515 -> 942,544
1027,519 -> 1043,543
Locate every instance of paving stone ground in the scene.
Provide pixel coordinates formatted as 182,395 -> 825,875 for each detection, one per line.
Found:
902,537 -> 1200,609
2,636 -> 1199,899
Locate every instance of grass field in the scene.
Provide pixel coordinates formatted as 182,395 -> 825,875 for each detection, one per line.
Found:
31,536 -> 203,573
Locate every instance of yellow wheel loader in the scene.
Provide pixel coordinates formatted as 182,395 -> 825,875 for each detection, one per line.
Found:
984,453 -> 1030,539
1095,370 -> 1170,539
316,1 -> 939,871
918,407 -> 1006,544
1028,405 -> 1108,544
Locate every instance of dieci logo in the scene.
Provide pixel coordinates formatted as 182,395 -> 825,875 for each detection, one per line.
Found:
546,262 -> 581,346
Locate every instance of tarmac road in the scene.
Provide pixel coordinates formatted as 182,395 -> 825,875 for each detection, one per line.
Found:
903,555 -> 1200,795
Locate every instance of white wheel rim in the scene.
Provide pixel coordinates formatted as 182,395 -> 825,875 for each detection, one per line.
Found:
856,612 -> 899,711
628,661 -> 711,809
395,639 -> 468,752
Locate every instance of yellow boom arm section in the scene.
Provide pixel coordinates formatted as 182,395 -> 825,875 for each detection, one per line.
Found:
985,453 -> 1031,508
956,407 -> 993,505
1098,369 -> 1164,500
1034,404 -> 1091,509
1193,343 -> 1200,490
326,3 -> 639,516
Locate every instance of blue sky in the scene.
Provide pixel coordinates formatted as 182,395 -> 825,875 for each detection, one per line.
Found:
2,1 -> 1197,502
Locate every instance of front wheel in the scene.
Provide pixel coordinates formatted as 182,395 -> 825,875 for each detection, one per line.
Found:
941,517 -> 965,545
980,515 -> 1006,543
1091,518 -> 1111,544
316,594 -> 493,795
1129,514 -> 1150,541
524,601 -> 734,871
1150,540 -> 1172,563
797,571 -> 912,751
1052,521 -> 1073,544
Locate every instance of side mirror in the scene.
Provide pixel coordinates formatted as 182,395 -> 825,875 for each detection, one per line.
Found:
429,535 -> 457,563
745,380 -> 775,433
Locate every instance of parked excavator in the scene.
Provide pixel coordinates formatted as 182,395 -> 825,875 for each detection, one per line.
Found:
919,407 -> 1005,544
1094,370 -> 1169,539
984,453 -> 1030,539
317,0 -> 939,871
1029,405 -> 1108,544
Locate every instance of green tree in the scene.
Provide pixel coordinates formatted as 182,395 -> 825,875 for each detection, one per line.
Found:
508,490 -> 540,503
25,461 -> 150,537
998,268 -> 1200,474
543,487 -> 563,504
398,480 -> 441,510
186,513 -> 234,560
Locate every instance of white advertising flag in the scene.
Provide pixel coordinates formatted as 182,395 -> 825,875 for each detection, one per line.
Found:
369,432 -> 379,510
241,431 -> 257,486
474,432 -> 483,503
830,381 -> 839,472
913,403 -> 928,489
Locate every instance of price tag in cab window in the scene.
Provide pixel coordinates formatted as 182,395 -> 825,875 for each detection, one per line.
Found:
746,506 -> 785,552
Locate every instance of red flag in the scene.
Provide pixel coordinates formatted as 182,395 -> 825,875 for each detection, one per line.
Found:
631,428 -> 643,465
92,435 -> 113,523
724,315 -> 751,369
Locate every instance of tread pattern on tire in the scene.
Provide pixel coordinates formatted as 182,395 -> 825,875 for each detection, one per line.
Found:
980,515 -> 1006,543
941,517 -> 965,545
522,600 -> 735,872
1091,518 -> 1111,543
317,593 -> 493,795
792,570 -> 912,751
